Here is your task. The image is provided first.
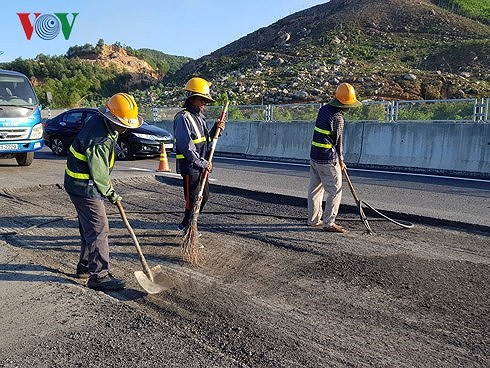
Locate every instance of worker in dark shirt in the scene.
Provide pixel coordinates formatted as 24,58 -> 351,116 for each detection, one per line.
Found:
173,77 -> 225,234
307,83 -> 362,233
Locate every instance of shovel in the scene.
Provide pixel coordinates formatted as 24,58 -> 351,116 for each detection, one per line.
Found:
116,200 -> 172,294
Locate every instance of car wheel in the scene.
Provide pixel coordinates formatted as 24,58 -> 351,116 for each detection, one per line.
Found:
50,137 -> 66,156
117,139 -> 132,160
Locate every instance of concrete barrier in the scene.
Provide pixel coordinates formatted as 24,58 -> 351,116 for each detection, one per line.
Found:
217,121 -> 252,155
156,120 -> 489,178
357,122 -> 490,176
342,123 -> 363,164
243,121 -> 312,160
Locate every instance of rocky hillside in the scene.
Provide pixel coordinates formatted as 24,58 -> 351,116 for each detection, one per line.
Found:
79,44 -> 160,88
155,0 -> 489,105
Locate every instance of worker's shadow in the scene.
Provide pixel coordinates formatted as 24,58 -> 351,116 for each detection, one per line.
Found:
104,287 -> 148,301
0,263 -> 149,300
0,263 -> 73,284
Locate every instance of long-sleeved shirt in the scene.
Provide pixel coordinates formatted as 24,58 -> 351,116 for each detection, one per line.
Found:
64,114 -> 119,201
310,104 -> 345,163
173,106 -> 211,175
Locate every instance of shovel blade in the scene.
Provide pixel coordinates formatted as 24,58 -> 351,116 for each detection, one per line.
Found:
134,265 -> 174,294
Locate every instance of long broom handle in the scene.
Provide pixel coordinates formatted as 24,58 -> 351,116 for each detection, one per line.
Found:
196,101 -> 230,197
207,101 -> 229,162
116,200 -> 154,281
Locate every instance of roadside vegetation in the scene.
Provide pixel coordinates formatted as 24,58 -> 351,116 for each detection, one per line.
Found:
432,0 -> 490,24
0,40 -> 190,108
1,54 -> 127,107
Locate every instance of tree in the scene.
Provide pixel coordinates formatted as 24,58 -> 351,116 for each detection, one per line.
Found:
96,39 -> 105,51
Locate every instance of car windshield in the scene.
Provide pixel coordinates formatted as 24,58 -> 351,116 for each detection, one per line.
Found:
0,74 -> 38,106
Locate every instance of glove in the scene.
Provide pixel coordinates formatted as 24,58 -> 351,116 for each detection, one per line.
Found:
108,193 -> 122,205
206,161 -> 213,173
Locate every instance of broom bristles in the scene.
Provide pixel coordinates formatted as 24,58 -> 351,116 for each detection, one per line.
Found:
182,198 -> 205,266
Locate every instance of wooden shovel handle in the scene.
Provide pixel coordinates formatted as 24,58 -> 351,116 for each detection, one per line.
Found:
116,200 -> 154,281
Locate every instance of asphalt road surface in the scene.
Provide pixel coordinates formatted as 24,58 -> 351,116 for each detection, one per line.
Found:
1,147 -> 488,227
0,148 -> 488,367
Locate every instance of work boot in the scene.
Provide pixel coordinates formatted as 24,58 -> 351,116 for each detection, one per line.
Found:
75,262 -> 90,279
308,221 -> 323,228
322,223 -> 346,233
87,274 -> 125,291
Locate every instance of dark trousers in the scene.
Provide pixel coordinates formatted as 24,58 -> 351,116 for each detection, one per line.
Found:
181,172 -> 209,227
69,195 -> 110,278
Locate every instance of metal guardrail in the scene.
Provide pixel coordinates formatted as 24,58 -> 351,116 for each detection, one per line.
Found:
42,98 -> 489,123
394,98 -> 482,122
148,98 -> 489,123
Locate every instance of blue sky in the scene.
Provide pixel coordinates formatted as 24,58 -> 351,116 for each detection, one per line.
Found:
1,0 -> 327,62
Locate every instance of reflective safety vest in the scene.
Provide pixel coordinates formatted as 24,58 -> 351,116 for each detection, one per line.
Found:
174,109 -> 210,175
310,104 -> 343,162
64,115 -> 117,199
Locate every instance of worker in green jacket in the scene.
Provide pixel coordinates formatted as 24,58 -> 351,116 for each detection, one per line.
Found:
64,93 -> 142,291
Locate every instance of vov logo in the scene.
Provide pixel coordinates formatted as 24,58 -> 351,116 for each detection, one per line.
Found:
17,13 -> 79,40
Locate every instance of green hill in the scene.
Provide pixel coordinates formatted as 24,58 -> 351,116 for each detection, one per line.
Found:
156,0 -> 489,106
136,48 -> 192,75
0,42 -> 191,108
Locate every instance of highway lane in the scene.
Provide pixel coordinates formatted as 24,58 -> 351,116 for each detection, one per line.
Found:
210,157 -> 490,228
0,147 -> 488,228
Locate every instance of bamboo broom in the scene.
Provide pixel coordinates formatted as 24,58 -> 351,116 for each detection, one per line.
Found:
182,101 -> 229,266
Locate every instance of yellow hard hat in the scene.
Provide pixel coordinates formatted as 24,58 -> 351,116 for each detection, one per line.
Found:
328,83 -> 362,108
99,93 -> 143,129
184,77 -> 214,103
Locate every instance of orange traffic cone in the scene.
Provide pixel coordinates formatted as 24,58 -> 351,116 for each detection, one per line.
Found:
157,142 -> 170,172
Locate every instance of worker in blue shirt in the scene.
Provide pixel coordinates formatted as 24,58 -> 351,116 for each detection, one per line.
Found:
308,83 -> 362,233
173,77 -> 225,233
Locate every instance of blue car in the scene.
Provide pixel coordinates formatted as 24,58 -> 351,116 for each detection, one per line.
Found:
43,108 -> 174,160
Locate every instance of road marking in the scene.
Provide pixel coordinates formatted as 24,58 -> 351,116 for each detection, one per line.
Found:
125,167 -> 154,172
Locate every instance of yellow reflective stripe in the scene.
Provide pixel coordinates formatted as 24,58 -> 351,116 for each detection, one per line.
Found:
192,137 -> 207,144
65,166 -> 90,180
176,154 -> 184,159
69,146 -> 87,162
71,141 -> 114,167
312,141 -> 333,149
314,126 -> 332,135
